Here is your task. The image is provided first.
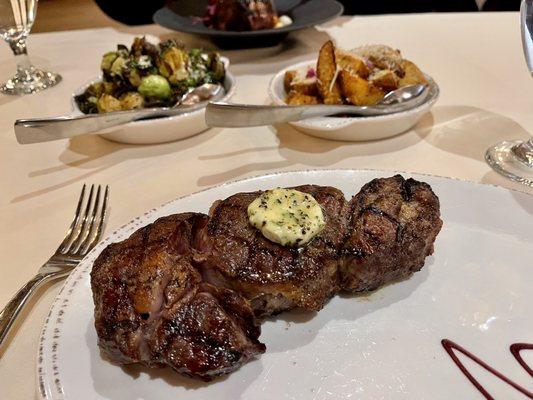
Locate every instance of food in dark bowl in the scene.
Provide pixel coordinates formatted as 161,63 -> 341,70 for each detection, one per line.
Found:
153,0 -> 343,49
75,37 -> 226,114
200,0 -> 292,31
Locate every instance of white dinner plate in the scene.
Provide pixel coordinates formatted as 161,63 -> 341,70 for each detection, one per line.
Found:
268,61 -> 439,141
38,170 -> 533,400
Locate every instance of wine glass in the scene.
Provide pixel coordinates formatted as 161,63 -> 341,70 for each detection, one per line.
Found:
0,0 -> 61,95
485,0 -> 533,187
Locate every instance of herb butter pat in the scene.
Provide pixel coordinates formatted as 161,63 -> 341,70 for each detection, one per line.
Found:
247,188 -> 325,247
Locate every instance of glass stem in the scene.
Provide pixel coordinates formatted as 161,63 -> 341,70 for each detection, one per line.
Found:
512,138 -> 533,167
9,36 -> 33,74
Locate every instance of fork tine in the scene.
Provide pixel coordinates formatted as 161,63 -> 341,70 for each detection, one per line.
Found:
76,185 -> 102,255
93,185 -> 109,243
57,184 -> 87,253
70,185 -> 98,254
80,185 -> 109,256
63,184 -> 95,254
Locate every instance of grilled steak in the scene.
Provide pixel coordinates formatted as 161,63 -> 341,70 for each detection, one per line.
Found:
204,185 -> 348,317
91,213 -> 265,381
340,175 -> 443,292
91,175 -> 443,381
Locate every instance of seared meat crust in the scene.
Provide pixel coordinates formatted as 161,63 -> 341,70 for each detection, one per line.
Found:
91,213 -> 265,381
340,175 -> 443,292
205,185 -> 348,317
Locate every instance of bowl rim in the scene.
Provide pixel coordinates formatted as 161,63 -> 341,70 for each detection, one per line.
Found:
152,0 -> 344,37
71,56 -> 236,126
268,59 -> 440,130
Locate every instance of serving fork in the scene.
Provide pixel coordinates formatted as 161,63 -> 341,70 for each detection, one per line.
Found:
0,184 -> 109,352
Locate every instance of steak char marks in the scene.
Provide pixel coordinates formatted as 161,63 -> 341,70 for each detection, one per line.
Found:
340,175 -> 443,292
91,213 -> 265,381
205,185 -> 348,317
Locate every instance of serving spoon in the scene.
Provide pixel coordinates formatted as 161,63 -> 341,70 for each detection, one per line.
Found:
14,83 -> 225,144
206,84 -> 427,128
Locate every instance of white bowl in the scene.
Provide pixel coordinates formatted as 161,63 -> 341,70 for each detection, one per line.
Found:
71,57 -> 235,145
268,60 -> 439,141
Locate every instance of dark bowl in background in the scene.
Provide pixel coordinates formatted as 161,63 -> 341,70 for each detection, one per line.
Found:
153,0 -> 343,49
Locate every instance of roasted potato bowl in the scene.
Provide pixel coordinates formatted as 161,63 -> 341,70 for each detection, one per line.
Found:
284,41 -> 428,108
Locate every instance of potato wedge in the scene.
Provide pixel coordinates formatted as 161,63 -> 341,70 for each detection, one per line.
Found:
353,44 -> 404,76
291,79 -> 319,96
284,70 -> 298,93
335,50 -> 369,78
370,69 -> 399,91
286,91 -> 320,105
316,40 -> 343,105
284,70 -> 319,96
339,70 -> 385,106
399,59 -> 427,87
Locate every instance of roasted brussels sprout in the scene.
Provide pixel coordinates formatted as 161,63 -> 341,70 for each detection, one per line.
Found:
110,57 -> 126,77
131,37 -> 159,59
126,68 -> 142,87
138,75 -> 172,100
101,52 -> 118,73
209,53 -> 225,81
158,47 -> 189,84
120,92 -> 144,110
103,81 -> 115,94
74,82 -> 106,114
75,37 -> 226,114
97,94 -> 123,113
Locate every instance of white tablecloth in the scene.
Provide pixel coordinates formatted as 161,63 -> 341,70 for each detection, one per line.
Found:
0,12 -> 531,399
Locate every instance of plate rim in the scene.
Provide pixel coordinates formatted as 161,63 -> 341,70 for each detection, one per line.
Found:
36,168 -> 532,400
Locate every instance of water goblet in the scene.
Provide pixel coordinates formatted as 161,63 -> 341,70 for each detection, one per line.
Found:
485,0 -> 533,186
0,0 -> 61,95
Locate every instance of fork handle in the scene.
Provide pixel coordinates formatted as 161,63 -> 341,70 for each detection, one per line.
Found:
0,273 -> 51,351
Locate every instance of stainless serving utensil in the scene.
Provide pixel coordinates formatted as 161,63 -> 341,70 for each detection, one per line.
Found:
0,184 -> 109,354
14,83 -> 225,145
206,84 -> 427,128
379,84 -> 426,105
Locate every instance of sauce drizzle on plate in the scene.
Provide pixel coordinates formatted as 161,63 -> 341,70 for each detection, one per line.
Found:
441,339 -> 533,399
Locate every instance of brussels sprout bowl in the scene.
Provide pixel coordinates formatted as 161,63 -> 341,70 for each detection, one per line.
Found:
71,36 -> 235,144
74,37 -> 227,114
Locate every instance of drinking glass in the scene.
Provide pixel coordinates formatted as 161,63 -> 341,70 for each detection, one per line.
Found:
0,0 -> 61,95
485,0 -> 533,187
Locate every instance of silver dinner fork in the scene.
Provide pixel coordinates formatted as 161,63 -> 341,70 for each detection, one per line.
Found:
0,184 -> 109,352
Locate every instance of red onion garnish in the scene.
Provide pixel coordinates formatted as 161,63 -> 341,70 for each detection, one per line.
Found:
199,1 -> 218,27
206,4 -> 217,16
306,68 -> 316,79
